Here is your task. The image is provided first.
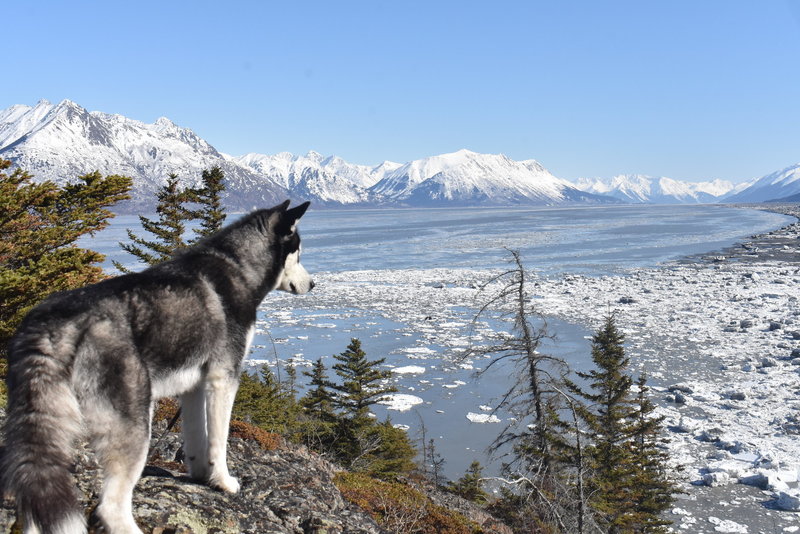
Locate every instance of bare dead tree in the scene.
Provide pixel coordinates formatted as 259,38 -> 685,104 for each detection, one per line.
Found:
465,248 -> 598,533
428,438 -> 447,488
464,248 -> 566,464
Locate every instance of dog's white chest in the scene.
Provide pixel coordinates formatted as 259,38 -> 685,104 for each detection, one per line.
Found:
151,366 -> 203,399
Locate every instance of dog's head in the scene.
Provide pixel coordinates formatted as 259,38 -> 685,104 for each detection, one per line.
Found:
272,200 -> 314,295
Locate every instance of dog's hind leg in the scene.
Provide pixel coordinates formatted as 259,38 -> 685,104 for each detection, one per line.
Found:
80,346 -> 150,534
205,368 -> 241,493
181,383 -> 209,481
89,405 -> 149,534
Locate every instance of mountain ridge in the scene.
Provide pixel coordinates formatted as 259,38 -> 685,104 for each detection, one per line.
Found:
573,174 -> 737,204
2,99 -> 798,209
723,163 -> 800,203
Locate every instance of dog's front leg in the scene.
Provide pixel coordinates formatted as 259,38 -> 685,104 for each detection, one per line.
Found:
205,369 -> 240,493
181,384 -> 209,481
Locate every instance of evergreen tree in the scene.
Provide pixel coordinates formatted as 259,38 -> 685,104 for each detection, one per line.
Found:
113,174 -> 193,272
0,161 -> 131,363
626,375 -> 678,533
300,358 -> 337,423
188,166 -> 226,242
284,357 -> 299,399
232,365 -> 299,435
298,358 -> 338,452
328,338 -> 403,471
427,438 -> 447,488
567,315 -> 675,533
360,420 -> 417,480
330,338 -> 397,424
448,461 -> 490,504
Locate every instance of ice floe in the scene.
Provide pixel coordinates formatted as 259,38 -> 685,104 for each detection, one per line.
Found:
392,365 -> 426,375
466,412 -> 501,424
379,393 -> 424,412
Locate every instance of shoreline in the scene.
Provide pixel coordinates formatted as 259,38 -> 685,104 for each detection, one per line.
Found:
681,204 -> 800,267
531,203 -> 800,532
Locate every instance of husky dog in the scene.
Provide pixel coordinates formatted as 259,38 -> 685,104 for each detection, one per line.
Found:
1,200 -> 313,534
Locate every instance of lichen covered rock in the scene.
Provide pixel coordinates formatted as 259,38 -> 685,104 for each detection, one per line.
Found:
1,421 -> 384,534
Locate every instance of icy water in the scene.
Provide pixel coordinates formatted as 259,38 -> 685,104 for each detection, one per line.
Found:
81,204 -> 793,481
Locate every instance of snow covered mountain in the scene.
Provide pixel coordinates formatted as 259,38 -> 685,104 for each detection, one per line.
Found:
723,163 -> 800,203
574,174 -> 735,204
0,99 -> 619,210
231,151 -> 402,206
23,99 -> 773,210
369,149 -> 611,205
0,100 -> 599,209
0,99 -> 289,211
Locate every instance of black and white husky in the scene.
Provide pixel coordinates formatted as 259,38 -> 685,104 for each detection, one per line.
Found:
1,200 -> 313,534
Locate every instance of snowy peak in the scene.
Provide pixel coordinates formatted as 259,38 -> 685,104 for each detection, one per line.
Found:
231,151 -> 379,204
0,99 -> 56,149
0,100 -> 619,209
574,174 -> 735,204
0,100 -> 286,211
370,149 -> 608,205
724,163 -> 800,203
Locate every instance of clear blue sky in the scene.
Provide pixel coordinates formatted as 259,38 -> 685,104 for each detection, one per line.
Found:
5,1 -> 800,183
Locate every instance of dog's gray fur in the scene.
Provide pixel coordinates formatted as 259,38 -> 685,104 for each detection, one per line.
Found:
1,200 -> 313,534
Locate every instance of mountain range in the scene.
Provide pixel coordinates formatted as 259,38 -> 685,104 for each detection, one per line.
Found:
574,175 -> 738,204
1,99 -> 797,210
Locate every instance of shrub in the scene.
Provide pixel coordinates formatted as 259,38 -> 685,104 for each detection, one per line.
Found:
335,472 -> 480,534
229,420 -> 283,451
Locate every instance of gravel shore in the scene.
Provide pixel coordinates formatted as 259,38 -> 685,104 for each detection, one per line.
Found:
532,204 -> 800,533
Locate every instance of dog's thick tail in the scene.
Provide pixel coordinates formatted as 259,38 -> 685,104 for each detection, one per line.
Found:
1,347 -> 86,534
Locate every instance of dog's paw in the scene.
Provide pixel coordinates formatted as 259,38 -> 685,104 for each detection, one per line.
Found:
210,473 -> 240,494
188,463 -> 210,482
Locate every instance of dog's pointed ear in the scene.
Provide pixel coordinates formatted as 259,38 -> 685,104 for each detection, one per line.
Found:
273,201 -> 310,236
263,200 -> 292,233
285,201 -> 310,223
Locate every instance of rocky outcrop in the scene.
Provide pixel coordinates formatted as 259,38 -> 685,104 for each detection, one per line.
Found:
1,416 -> 511,533
1,419 -> 384,533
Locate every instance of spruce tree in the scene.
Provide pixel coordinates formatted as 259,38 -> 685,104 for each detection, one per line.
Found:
0,161 -> 131,362
328,338 -> 400,470
448,461 -> 490,504
113,174 -> 193,271
232,365 -> 299,435
301,358 -> 337,423
330,338 -> 397,424
298,358 -> 338,452
567,315 -> 675,533
362,420 -> 417,479
626,375 -> 678,533
188,166 -> 226,242
427,438 -> 447,488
